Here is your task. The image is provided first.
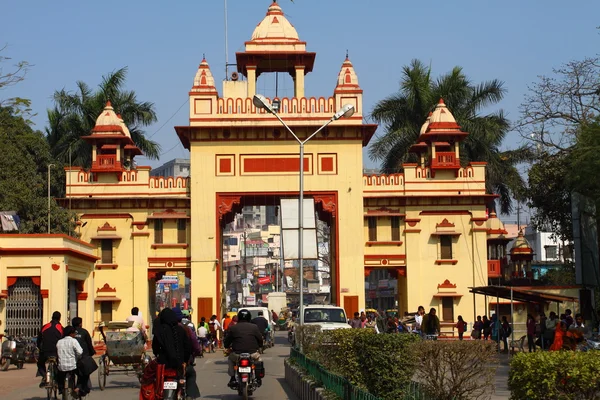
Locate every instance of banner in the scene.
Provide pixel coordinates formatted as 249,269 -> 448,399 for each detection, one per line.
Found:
258,277 -> 271,285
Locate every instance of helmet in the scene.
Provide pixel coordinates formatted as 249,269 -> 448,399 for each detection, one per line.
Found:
237,309 -> 252,322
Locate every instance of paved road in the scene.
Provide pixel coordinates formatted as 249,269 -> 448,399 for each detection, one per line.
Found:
0,331 -> 297,400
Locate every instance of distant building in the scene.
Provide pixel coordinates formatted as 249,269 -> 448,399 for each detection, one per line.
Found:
151,158 -> 190,178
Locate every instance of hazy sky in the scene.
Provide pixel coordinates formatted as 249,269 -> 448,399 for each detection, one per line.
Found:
2,0 -> 598,172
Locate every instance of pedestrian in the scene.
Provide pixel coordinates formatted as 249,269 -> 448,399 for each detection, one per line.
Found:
365,315 -> 379,333
414,306 -> 425,333
349,312 -> 362,329
544,312 -> 558,348
455,315 -> 467,340
472,316 -> 483,340
501,316 -> 511,352
421,308 -> 440,338
360,312 -> 367,328
538,312 -> 547,349
385,316 -> 397,334
482,315 -> 491,340
549,320 -> 567,351
126,307 -> 147,339
565,309 -> 574,329
526,313 -> 536,352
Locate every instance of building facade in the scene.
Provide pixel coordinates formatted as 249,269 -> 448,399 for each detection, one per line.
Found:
57,2 -> 512,328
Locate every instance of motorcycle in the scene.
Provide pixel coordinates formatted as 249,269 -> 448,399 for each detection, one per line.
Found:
160,364 -> 186,400
1,334 -> 26,371
229,353 -> 264,400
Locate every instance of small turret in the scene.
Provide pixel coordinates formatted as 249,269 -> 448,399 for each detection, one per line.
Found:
333,55 -> 362,116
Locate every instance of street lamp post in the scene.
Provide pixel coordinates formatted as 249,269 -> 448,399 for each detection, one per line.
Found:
47,164 -> 55,234
253,94 -> 355,326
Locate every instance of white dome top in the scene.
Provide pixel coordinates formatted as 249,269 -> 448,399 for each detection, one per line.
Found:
251,2 -> 300,42
335,56 -> 360,88
429,98 -> 458,126
92,101 -> 126,135
192,57 -> 216,93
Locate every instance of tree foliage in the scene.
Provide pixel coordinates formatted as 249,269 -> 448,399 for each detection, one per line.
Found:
526,152 -> 573,241
0,106 -> 77,235
0,44 -> 33,122
46,67 -> 160,167
369,59 -> 532,214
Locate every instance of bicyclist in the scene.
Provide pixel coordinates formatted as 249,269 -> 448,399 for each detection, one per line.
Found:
251,311 -> 269,344
36,311 -> 64,387
56,326 -> 83,396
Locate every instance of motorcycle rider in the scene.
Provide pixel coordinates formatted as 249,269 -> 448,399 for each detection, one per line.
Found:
36,311 -> 64,387
251,311 -> 269,343
224,309 -> 264,388
172,307 -> 202,399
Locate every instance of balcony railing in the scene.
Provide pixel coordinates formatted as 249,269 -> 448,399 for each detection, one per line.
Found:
92,155 -> 121,171
431,152 -> 460,169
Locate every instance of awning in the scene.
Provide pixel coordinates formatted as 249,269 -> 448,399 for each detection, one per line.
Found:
90,234 -> 122,240
94,296 -> 121,302
433,292 -> 463,298
469,286 -> 579,304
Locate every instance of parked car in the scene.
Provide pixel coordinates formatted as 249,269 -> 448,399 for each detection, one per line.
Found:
302,305 -> 350,331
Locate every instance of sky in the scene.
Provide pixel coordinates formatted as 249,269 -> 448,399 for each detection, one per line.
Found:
2,0 -> 598,180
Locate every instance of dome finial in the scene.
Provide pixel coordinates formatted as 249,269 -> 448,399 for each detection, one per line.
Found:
346,49 -> 349,60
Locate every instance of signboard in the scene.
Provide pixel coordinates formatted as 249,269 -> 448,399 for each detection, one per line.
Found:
245,296 -> 256,306
280,198 -> 318,259
258,277 -> 271,285
378,279 -> 389,289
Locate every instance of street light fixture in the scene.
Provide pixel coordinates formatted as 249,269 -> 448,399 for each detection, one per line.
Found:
47,164 -> 55,234
253,94 -> 355,327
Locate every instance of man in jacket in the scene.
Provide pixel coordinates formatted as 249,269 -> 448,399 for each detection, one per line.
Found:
421,308 -> 441,338
37,311 -> 64,387
71,317 -> 95,395
251,311 -> 269,338
224,309 -> 264,388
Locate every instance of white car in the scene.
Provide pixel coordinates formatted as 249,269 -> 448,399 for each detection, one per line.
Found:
302,305 -> 350,330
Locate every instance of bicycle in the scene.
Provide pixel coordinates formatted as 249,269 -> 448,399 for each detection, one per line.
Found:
44,357 -> 59,400
62,370 -> 86,400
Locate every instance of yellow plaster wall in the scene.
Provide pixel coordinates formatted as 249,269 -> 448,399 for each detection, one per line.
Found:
189,139 -> 365,314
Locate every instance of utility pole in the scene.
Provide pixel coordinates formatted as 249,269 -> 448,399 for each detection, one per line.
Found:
516,202 -> 523,231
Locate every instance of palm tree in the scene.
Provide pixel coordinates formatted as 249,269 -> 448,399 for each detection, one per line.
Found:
46,67 -> 160,167
369,59 -> 532,214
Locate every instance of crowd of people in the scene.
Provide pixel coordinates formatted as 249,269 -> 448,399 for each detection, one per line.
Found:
352,306 -> 599,353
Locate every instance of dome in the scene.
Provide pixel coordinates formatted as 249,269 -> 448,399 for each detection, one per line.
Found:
192,57 -> 217,94
427,98 -> 461,130
116,114 -> 131,138
251,2 -> 300,42
486,211 -> 508,240
510,230 -> 533,256
91,101 -> 126,135
335,56 -> 360,88
420,112 -> 432,134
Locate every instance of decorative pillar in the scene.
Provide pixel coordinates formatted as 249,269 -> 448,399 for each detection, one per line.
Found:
247,66 -> 257,98
294,66 -> 305,98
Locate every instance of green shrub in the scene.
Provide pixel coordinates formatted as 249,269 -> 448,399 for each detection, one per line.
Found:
354,332 -> 420,399
306,329 -> 420,399
509,351 -> 600,400
295,324 -> 323,353
413,340 -> 498,400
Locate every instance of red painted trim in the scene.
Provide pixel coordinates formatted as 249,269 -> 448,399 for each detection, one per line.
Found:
40,289 -> 49,299
404,229 -> 421,233
438,279 -> 457,289
422,211 -> 472,215
435,260 -> 458,265
77,292 -> 88,301
31,277 -> 41,286
148,257 -> 191,262
132,221 -> 147,226
97,222 -> 116,231
7,277 -> 17,287
0,290 -> 7,299
216,154 -> 235,176
80,214 -> 133,220
366,241 -> 403,246
0,233 -> 95,248
97,283 -> 116,293
364,254 -> 406,260
95,264 -> 118,270
0,248 -> 99,263
71,192 -> 189,197
151,243 -> 189,249
131,232 -> 150,237
241,154 -> 312,174
472,228 -> 488,232
436,218 -> 455,228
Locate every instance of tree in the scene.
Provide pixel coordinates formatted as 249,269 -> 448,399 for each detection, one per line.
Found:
0,106 -> 77,235
569,121 -> 600,205
516,57 -> 600,154
46,67 -> 161,167
0,44 -> 33,122
526,152 -> 573,241
369,59 -> 532,214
